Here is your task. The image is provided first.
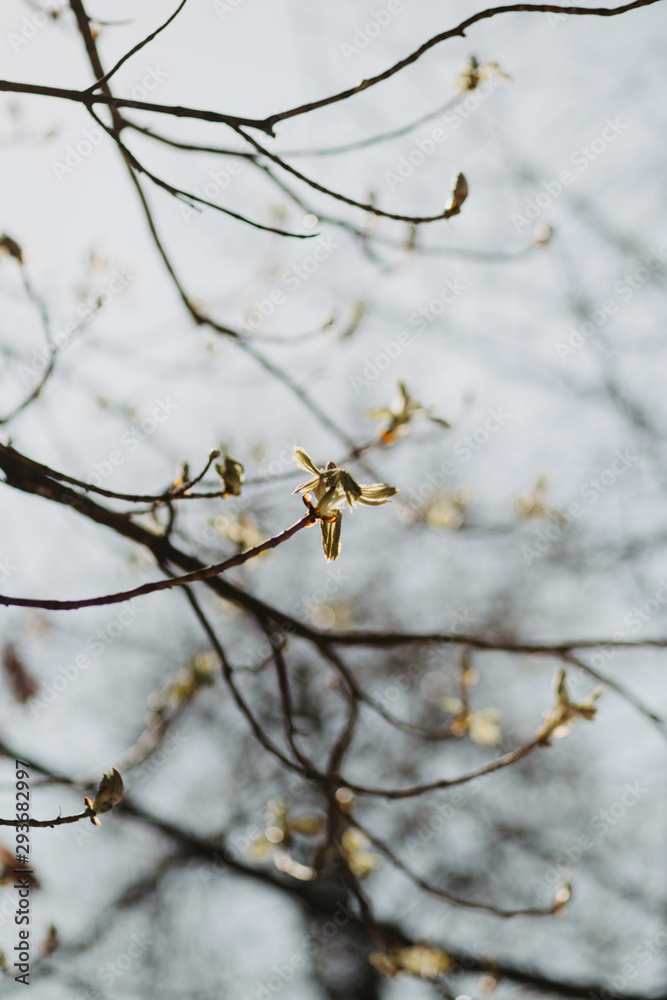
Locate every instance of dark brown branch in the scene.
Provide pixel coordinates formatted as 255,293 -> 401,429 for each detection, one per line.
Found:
349,814 -> 564,917
260,0 -> 664,131
326,629 -> 667,653
0,443 -> 223,504
0,79 -> 274,133
236,126 -> 461,225
330,730 -> 550,800
0,807 -> 95,828
0,511 -> 317,611
86,105 -> 314,239
1,1 -> 659,143
65,8 -> 369,462
84,0 -> 189,95
560,651 -> 666,733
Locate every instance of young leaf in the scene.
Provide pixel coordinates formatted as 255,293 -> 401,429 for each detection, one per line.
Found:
91,768 -> 124,815
339,470 -> 363,507
317,484 -> 346,517
445,172 -> 469,216
321,510 -> 342,561
292,447 -> 320,476
357,483 -> 399,506
223,456 -> 245,496
293,476 -> 320,496
216,456 -> 245,496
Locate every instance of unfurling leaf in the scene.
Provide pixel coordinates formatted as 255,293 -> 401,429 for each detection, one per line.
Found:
173,460 -> 190,490
339,470 -> 363,506
292,447 -> 397,562
91,768 -> 124,816
455,55 -> 512,93
357,483 -> 399,505
216,455 -> 245,496
317,484 -> 346,518
538,669 -> 604,740
514,475 -> 568,527
292,447 -> 320,476
455,54 -> 482,93
321,510 -> 342,562
445,172 -> 469,216
365,381 -> 451,442
293,475 -> 320,495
